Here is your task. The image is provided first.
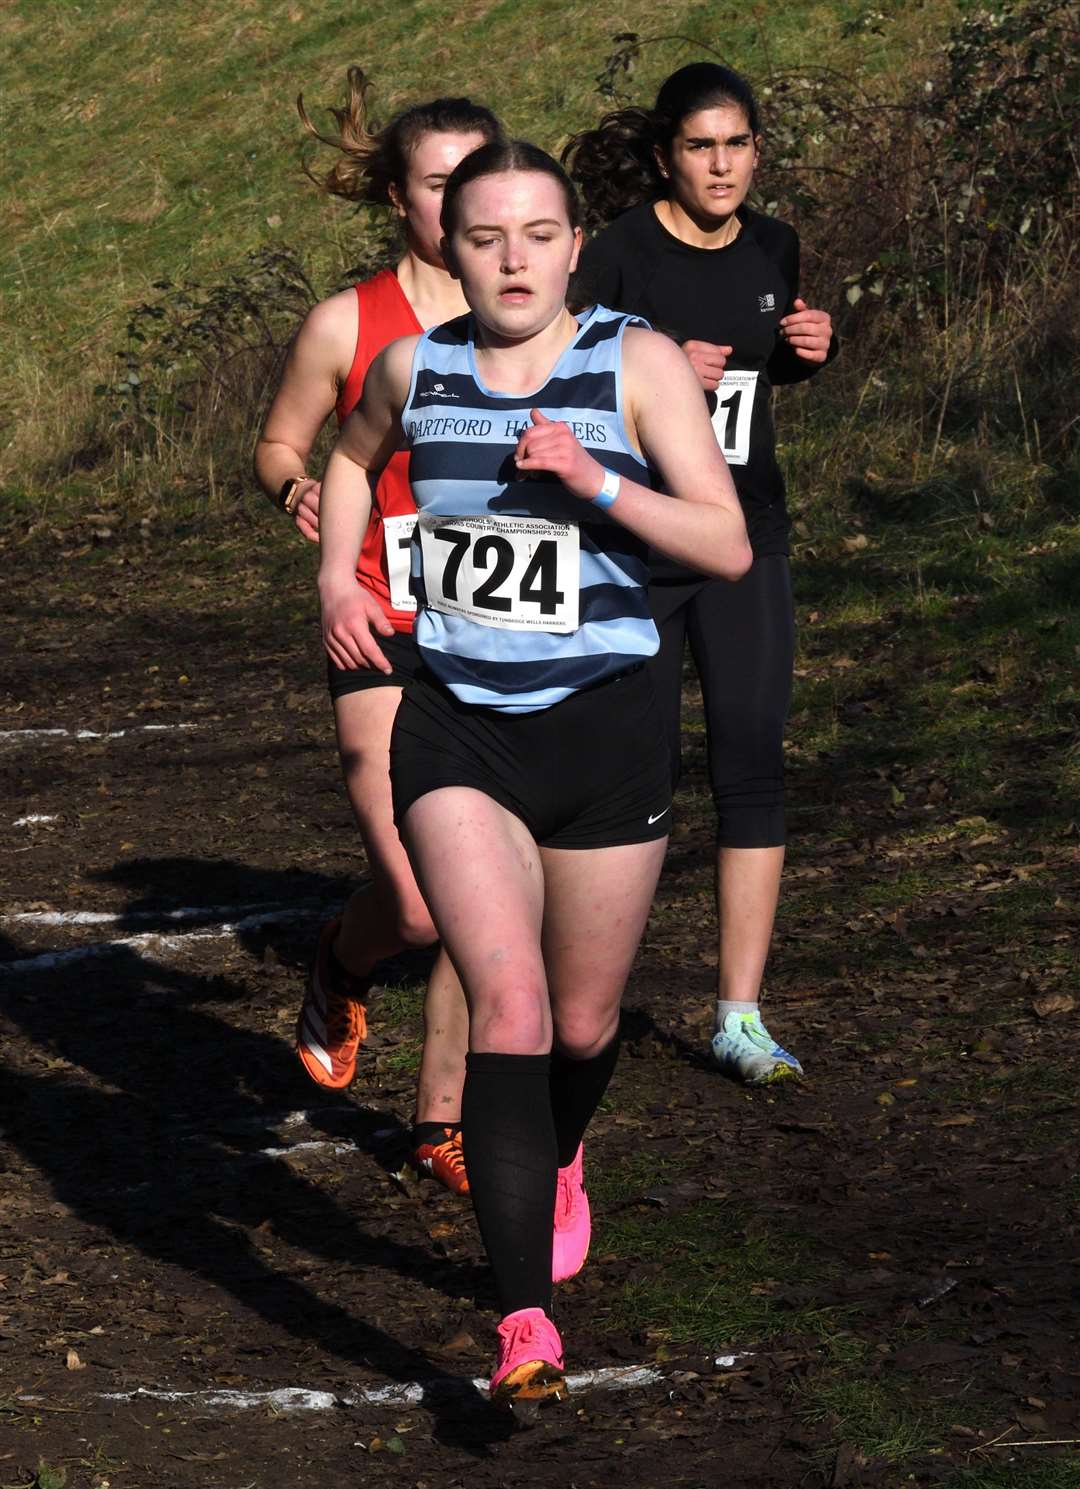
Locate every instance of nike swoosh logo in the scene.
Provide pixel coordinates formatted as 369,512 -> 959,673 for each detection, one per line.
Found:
647,807 -> 671,825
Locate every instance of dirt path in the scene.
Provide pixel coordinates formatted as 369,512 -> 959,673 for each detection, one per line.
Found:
1,535 -> 1077,1488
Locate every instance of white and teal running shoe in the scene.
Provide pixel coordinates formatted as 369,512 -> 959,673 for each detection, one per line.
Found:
711,1010 -> 803,1086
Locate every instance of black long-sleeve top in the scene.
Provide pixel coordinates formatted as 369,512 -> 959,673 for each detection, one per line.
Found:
571,202 -> 837,564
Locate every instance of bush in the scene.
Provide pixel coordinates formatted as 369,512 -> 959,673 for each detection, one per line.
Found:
768,0 -> 1078,466
92,248 -> 319,494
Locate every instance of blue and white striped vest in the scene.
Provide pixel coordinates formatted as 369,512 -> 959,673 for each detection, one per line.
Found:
402,305 -> 658,712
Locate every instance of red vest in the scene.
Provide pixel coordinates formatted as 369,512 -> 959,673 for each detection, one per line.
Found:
335,270 -> 421,633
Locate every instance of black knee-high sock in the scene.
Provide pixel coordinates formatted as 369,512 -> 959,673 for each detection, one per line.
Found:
549,1030 -> 622,1169
461,1052 -> 556,1318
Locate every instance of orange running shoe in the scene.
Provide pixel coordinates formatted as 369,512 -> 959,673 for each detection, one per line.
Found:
295,919 -> 371,1089
412,1126 -> 470,1196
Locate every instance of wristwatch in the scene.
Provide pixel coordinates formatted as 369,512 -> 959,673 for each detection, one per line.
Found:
277,475 -> 308,515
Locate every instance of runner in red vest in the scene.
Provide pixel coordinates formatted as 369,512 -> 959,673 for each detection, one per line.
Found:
255,69 -> 502,1193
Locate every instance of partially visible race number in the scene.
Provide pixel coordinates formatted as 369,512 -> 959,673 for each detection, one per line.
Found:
383,512 -> 418,613
418,512 -> 580,633
709,369 -> 758,466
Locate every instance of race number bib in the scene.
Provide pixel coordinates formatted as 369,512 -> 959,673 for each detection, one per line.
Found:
418,512 -> 580,633
383,513 -> 418,613
709,370 -> 758,467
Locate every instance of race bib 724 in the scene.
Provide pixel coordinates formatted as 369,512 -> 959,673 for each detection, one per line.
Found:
418,512 -> 580,633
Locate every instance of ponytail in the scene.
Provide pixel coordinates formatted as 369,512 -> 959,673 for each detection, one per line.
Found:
561,107 -> 660,230
297,66 -> 502,207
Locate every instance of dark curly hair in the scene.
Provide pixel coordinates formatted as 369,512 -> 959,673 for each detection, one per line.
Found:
563,63 -> 760,230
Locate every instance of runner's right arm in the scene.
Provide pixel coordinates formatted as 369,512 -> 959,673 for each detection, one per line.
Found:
254,293 -> 357,541
318,335 -> 418,672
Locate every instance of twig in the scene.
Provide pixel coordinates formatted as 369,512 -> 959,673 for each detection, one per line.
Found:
996,1439 -> 1080,1449
974,1425 -> 1018,1454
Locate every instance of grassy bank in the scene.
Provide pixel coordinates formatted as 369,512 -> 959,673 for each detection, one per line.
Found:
2,0 -> 970,499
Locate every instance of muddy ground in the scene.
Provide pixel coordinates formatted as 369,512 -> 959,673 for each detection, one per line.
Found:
1,527 -> 1077,1488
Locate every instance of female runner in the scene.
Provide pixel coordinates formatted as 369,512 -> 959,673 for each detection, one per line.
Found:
565,63 -> 836,1085
255,71 -> 501,1192
317,140 -> 751,1407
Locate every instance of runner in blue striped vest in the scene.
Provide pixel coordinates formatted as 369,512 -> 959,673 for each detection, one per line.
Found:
316,140 -> 751,1415
403,303 -> 658,711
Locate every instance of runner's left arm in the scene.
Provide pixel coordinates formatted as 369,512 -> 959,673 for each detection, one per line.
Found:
318,336 -> 417,672
768,233 -> 837,384
513,327 -> 752,580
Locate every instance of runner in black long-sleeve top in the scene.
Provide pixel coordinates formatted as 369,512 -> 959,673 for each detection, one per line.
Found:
567,62 -> 837,1084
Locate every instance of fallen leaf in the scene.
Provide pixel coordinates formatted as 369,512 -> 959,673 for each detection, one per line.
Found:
438,1329 -> 478,1360
935,1113 -> 976,1127
1032,993 -> 1074,1019
66,1348 -> 87,1370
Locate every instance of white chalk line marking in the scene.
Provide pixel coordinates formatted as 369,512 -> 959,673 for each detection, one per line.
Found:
0,907 -> 325,975
13,815 -> 59,827
0,723 -> 198,743
258,1140 -> 356,1159
92,1366 -> 667,1411
85,1358 -> 752,1411
162,1107 -> 363,1140
5,901 -> 297,927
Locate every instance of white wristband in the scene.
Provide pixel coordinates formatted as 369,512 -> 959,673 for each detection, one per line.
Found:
592,469 -> 621,510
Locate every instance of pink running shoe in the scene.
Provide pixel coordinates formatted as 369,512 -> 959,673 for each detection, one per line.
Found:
552,1143 -> 591,1283
489,1307 -> 566,1408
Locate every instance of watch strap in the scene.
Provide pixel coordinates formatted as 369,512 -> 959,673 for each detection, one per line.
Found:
278,476 -> 307,515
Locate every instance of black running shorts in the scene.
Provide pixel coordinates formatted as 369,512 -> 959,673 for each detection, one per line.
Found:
326,629 -> 424,700
390,665 -> 672,850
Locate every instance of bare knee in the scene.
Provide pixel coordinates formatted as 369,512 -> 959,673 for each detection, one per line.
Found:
339,884 -> 437,957
470,988 -> 550,1055
552,1010 -> 619,1062
392,902 -> 438,950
